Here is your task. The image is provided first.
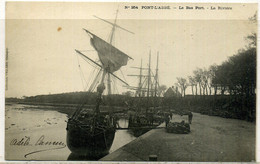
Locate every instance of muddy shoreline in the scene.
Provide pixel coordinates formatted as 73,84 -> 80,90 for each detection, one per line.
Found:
8,102 -> 128,117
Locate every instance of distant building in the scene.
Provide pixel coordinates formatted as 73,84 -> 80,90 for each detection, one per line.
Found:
164,86 -> 182,97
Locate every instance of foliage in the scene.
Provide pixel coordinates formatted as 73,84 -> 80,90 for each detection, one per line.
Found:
212,48 -> 256,96
158,85 -> 167,96
172,13 -> 257,122
176,77 -> 188,97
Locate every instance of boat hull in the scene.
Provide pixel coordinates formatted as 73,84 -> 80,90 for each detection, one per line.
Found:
128,121 -> 159,137
129,126 -> 153,137
166,122 -> 190,134
66,121 -> 115,157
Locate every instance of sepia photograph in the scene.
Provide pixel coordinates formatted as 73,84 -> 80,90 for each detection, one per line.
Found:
4,2 -> 257,162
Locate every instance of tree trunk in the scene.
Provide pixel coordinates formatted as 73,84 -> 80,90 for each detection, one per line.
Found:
214,86 -> 217,95
199,83 -> 202,95
221,86 -> 225,95
221,86 -> 226,99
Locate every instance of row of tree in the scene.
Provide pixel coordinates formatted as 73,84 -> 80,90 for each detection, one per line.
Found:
170,14 -> 257,122
176,13 -> 256,98
175,42 -> 256,98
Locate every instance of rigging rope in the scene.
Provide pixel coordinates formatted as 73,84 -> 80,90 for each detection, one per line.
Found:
76,53 -> 87,90
120,69 -> 127,83
88,69 -> 102,92
77,53 -> 102,91
84,66 -> 99,91
111,75 -> 119,94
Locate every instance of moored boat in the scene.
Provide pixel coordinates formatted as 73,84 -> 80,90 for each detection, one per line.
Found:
66,10 -> 133,157
127,52 -> 162,136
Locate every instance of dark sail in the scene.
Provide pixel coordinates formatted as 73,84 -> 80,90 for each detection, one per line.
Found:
85,29 -> 132,72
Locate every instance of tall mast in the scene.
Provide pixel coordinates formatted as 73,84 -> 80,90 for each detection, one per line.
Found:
75,10 -> 133,117
107,9 -> 118,95
109,9 -> 119,45
107,72 -> 111,95
138,59 -> 143,97
93,9 -> 134,95
153,52 -> 159,109
107,9 -> 119,95
95,70 -> 107,114
146,51 -> 151,115
155,52 -> 159,97
127,61 -> 153,97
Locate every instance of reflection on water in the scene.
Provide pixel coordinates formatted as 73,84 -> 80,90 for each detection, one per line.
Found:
5,104 -> 136,161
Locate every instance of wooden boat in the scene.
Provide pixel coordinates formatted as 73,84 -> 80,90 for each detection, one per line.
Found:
127,53 -> 161,136
66,10 -> 133,157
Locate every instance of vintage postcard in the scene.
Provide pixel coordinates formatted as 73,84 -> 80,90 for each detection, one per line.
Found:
4,2 -> 257,162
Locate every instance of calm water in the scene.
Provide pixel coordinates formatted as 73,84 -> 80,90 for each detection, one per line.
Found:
5,104 -> 136,161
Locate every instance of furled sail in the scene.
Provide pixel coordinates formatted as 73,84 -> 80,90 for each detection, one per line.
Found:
84,29 -> 132,73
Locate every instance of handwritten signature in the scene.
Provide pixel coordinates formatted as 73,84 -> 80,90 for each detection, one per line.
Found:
10,135 -> 66,158
10,135 -> 66,146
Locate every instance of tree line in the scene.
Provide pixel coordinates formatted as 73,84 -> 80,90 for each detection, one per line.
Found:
18,92 -> 131,107
170,15 -> 256,122
175,13 -> 256,98
175,47 -> 256,98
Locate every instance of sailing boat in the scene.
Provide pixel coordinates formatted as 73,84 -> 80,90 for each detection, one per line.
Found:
66,10 -> 133,157
127,52 -> 162,136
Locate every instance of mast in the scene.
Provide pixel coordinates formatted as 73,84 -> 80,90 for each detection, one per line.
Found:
155,52 -> 159,98
109,9 -> 119,45
138,59 -> 143,97
146,51 -> 151,115
107,9 -> 119,95
107,73 -> 111,95
154,52 -> 159,109
127,62 -> 155,97
95,70 -> 107,114
80,11 -> 133,114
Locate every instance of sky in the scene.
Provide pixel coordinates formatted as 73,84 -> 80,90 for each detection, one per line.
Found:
5,2 -> 257,98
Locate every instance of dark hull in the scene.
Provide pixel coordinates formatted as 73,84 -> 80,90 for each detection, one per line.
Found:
129,126 -> 152,137
128,122 -> 158,137
66,121 -> 115,157
166,122 -> 190,134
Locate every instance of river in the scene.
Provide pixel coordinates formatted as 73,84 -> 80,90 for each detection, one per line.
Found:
5,103 -> 136,160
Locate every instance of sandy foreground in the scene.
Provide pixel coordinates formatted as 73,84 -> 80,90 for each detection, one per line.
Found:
5,104 -> 135,161
5,104 -> 71,160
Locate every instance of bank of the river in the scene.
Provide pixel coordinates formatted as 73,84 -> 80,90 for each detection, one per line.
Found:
8,102 -> 128,117
5,104 -> 136,160
100,113 -> 255,162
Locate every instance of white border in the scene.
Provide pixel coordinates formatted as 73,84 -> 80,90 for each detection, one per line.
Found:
0,0 -> 5,163
0,0 -> 259,163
